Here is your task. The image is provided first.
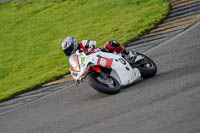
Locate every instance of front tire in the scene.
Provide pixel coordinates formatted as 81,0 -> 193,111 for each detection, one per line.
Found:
86,72 -> 120,94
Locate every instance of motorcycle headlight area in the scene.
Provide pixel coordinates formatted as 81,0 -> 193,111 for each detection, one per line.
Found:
71,71 -> 78,77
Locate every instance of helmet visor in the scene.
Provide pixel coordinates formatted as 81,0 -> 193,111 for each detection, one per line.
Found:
63,43 -> 74,56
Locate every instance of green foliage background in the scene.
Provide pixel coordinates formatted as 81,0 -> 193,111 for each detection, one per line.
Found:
0,0 -> 169,101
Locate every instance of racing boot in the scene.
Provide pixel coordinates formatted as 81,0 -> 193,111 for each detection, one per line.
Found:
128,51 -> 144,63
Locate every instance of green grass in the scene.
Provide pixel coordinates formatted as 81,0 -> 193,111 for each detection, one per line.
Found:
0,0 -> 169,101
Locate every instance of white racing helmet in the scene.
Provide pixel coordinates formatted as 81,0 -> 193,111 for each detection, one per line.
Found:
62,36 -> 78,56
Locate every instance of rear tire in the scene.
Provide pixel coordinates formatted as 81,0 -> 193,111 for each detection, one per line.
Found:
135,53 -> 157,79
86,72 -> 120,94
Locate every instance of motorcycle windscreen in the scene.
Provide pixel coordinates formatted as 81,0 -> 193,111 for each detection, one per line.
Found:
69,54 -> 80,72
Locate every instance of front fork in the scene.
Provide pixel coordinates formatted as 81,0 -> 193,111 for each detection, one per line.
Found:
76,66 -> 103,86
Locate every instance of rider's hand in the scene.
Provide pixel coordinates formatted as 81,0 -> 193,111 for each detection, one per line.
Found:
85,51 -> 91,55
76,50 -> 83,55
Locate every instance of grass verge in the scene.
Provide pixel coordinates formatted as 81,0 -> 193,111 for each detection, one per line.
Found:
0,0 -> 169,101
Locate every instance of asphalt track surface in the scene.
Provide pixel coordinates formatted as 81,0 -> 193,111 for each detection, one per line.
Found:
0,20 -> 200,133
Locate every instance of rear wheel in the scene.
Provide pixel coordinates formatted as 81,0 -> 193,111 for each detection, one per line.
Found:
86,72 -> 120,94
134,53 -> 157,78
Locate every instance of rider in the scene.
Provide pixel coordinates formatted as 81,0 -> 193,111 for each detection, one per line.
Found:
61,35 -> 138,60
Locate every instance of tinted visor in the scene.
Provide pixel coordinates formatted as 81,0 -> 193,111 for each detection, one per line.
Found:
63,44 -> 74,56
110,40 -> 120,47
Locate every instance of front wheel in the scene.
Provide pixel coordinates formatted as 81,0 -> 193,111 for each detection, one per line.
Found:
135,53 -> 157,79
86,72 -> 120,94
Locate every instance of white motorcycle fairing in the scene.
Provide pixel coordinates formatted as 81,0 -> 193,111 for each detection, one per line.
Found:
69,50 -> 141,86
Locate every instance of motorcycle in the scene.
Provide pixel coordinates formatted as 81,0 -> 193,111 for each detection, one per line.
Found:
68,48 -> 157,94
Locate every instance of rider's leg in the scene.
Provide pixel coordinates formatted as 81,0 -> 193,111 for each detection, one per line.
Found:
122,49 -> 144,63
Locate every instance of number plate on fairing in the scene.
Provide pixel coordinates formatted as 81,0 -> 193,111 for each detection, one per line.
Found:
97,58 -> 113,68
